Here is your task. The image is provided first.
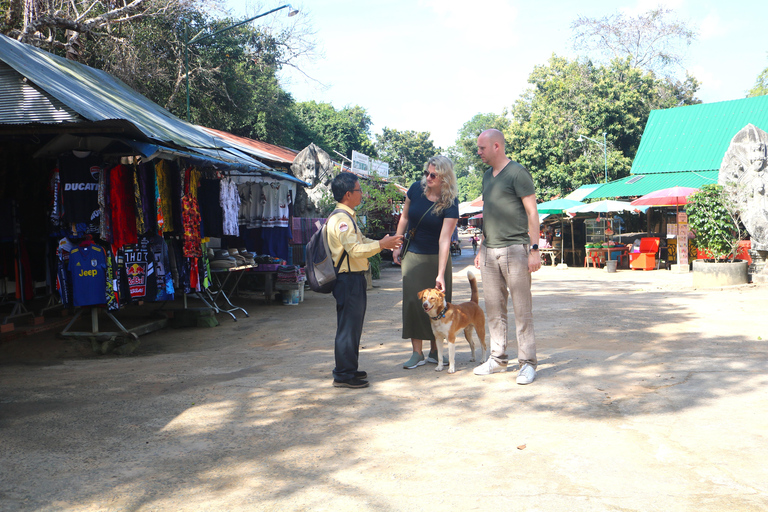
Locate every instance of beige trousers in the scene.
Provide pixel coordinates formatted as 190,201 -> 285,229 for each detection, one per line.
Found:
479,244 -> 537,369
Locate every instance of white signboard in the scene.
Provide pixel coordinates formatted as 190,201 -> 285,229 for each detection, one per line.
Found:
351,150 -> 389,178
351,150 -> 369,176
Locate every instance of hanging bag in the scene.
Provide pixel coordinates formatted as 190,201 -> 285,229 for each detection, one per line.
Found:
400,203 -> 435,259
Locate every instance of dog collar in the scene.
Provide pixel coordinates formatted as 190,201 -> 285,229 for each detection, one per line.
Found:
429,304 -> 448,320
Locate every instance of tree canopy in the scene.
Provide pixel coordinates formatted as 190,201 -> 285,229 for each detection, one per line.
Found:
747,60 -> 768,97
571,7 -> 697,77
447,113 -> 510,202
292,101 -> 375,158
503,54 -> 700,200
374,128 -> 440,184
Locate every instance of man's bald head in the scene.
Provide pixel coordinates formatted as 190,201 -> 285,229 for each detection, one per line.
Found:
477,129 -> 509,170
479,129 -> 506,149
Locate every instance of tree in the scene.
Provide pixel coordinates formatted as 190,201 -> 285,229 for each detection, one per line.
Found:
1,0 -> 173,58
292,101 -> 375,156
503,54 -> 700,200
0,0 -> 317,147
747,60 -> 768,97
456,172 -> 483,203
449,113 -> 510,179
374,128 -> 440,184
571,7 -> 697,77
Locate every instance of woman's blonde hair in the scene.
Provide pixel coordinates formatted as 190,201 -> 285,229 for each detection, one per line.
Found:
420,155 -> 458,215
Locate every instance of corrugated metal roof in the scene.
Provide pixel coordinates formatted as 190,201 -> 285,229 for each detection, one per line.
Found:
584,170 -> 719,199
202,127 -> 298,165
0,62 -> 80,124
564,184 -> 602,201
631,95 -> 768,174
0,34 -> 219,150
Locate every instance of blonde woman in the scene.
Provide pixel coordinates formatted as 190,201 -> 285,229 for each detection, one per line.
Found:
393,155 -> 460,369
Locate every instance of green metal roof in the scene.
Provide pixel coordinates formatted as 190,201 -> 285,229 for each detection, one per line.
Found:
583,170 -> 719,200
631,95 -> 768,174
564,184 -> 602,201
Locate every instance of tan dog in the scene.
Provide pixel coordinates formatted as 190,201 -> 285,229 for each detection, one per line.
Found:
418,271 -> 486,374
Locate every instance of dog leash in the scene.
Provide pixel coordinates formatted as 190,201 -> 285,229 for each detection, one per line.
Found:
429,304 -> 449,320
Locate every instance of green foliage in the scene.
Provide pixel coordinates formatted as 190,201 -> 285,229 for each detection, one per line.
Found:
293,101 -> 375,157
374,128 -> 441,184
449,113 -> 511,180
686,184 -> 742,261
457,172 -> 483,203
502,55 -> 700,200
747,61 -> 768,97
357,177 -> 401,236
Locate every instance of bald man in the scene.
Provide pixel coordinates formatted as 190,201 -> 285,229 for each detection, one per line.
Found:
473,129 -> 540,385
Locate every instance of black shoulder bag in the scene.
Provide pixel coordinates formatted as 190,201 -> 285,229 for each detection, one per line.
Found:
400,203 -> 435,259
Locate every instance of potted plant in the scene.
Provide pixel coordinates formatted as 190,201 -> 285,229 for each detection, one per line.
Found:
686,184 -> 748,288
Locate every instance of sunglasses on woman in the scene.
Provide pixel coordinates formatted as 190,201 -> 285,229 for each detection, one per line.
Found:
424,171 -> 439,180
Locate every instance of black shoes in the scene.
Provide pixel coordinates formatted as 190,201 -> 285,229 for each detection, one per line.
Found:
333,377 -> 369,388
354,370 -> 367,379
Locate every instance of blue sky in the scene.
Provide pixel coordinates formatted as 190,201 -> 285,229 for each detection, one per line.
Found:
226,0 -> 768,150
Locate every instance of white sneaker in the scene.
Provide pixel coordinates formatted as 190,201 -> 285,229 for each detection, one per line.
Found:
473,358 -> 507,375
516,363 -> 536,385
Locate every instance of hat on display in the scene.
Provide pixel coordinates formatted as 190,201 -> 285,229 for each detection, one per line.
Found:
227,248 -> 247,266
210,249 -> 237,268
238,248 -> 256,265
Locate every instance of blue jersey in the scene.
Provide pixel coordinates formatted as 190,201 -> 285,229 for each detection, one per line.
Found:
68,244 -> 107,307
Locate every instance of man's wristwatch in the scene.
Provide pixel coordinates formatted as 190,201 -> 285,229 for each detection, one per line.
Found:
530,244 -> 539,251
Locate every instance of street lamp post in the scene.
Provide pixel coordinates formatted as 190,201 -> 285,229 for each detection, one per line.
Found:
576,132 -> 608,184
184,4 -> 299,122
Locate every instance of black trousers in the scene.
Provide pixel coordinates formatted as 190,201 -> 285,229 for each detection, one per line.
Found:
332,272 -> 367,381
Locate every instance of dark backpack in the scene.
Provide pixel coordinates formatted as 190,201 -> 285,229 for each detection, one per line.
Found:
305,209 -> 354,293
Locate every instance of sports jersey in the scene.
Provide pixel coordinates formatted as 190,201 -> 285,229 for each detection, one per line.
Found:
59,154 -> 103,227
68,244 -> 107,307
122,236 -> 156,300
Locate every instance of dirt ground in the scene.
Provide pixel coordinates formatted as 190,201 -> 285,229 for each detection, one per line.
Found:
2,237 -> 768,511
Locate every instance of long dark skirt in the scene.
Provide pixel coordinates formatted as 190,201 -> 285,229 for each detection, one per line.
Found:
401,252 -> 452,340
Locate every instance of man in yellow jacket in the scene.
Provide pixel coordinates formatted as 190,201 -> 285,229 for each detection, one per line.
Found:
327,172 -> 402,388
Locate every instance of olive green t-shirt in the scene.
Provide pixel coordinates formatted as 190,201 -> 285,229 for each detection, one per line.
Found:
481,160 -> 536,248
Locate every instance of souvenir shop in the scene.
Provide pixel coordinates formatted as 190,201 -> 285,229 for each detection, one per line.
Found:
1,144 -> 305,337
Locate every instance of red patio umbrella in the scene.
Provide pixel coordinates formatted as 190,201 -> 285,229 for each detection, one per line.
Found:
629,186 -> 699,207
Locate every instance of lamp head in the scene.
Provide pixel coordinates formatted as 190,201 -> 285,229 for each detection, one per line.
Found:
576,135 -> 583,143
287,4 -> 299,16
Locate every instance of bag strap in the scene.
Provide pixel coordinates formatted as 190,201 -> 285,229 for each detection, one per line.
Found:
408,203 -> 435,238
327,208 -> 356,272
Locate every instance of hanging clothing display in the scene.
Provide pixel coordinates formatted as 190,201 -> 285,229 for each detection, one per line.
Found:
220,177 -> 240,236
108,163 -> 139,248
58,153 -> 104,237
155,159 -> 176,234
68,243 -> 107,307
149,234 -> 174,301
199,179 -> 223,238
182,167 -> 202,258
122,236 -> 156,301
55,237 -> 77,307
46,151 -> 301,313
